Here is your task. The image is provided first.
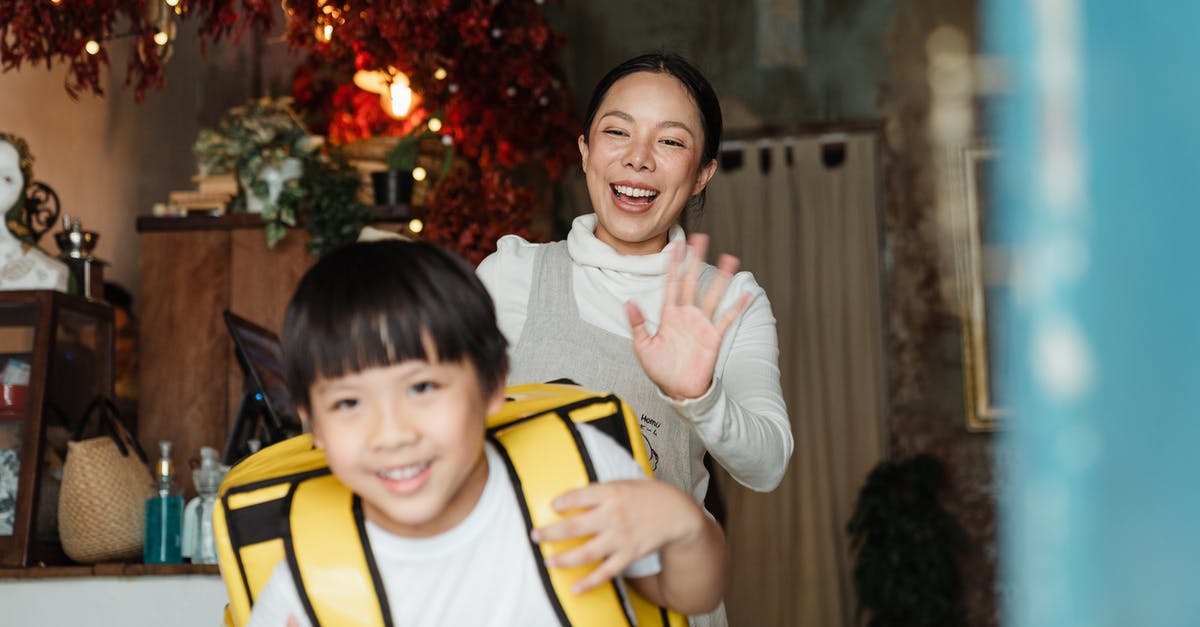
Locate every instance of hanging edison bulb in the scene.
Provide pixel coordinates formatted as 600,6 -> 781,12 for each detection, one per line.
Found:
353,66 -> 417,119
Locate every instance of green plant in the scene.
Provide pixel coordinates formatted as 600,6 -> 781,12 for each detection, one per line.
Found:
194,97 -> 366,254
297,151 -> 371,257
846,454 -> 968,627
383,125 -> 454,177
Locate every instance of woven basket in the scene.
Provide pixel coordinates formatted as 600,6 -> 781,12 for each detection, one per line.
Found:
58,397 -> 153,563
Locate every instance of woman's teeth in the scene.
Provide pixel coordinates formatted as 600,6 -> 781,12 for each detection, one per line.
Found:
379,461 -> 430,481
612,184 -> 658,202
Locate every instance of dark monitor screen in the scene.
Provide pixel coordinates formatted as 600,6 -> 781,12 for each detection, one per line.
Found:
222,311 -> 301,460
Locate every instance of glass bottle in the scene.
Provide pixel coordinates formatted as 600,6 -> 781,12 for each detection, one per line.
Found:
144,440 -> 183,564
182,446 -> 226,564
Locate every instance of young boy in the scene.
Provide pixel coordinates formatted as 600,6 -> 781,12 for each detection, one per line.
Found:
248,240 -> 726,626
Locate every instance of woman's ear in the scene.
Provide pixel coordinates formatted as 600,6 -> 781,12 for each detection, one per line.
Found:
692,158 -> 718,196
577,135 -> 589,172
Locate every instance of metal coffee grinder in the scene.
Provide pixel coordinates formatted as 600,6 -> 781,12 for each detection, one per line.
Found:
54,216 -> 106,299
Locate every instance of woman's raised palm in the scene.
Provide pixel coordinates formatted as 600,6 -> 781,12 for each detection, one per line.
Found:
626,233 -> 751,401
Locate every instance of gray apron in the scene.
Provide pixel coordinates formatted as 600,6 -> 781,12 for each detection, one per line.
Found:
508,242 -> 727,627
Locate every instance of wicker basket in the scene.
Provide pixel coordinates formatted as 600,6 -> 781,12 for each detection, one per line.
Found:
58,397 -> 153,563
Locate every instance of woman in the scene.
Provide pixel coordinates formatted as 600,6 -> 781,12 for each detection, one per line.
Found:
477,54 -> 791,624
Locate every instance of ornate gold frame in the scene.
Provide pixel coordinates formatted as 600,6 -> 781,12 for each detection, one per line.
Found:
956,144 -> 1006,431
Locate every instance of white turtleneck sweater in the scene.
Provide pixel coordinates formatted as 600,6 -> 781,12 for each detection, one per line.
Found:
477,214 -> 792,492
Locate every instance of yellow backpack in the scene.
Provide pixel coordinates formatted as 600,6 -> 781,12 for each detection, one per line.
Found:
214,382 -> 686,627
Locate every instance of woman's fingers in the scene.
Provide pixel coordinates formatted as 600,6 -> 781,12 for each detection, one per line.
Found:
625,300 -> 649,346
715,292 -> 753,337
679,233 -> 708,305
663,239 -> 684,307
699,253 -> 740,318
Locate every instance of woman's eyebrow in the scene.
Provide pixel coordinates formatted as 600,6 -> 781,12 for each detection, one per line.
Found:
598,110 -> 696,137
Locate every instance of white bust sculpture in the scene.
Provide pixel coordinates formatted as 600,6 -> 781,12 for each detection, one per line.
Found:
0,136 -> 69,292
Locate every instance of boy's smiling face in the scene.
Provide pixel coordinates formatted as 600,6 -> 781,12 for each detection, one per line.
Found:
303,352 -> 505,537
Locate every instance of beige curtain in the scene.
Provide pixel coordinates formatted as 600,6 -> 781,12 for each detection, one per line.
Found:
693,131 -> 888,626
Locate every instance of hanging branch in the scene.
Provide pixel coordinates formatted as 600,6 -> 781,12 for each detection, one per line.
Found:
0,0 -> 274,100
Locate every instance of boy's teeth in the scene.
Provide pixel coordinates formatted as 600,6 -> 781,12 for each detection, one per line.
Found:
614,184 -> 656,198
379,461 -> 430,480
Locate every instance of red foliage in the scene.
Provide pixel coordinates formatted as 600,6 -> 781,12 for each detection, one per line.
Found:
2,0 -> 578,262
284,0 -> 578,262
423,166 -> 537,267
0,0 -> 273,100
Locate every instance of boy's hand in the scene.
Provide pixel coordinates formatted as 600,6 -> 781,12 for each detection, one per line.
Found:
530,479 -> 705,594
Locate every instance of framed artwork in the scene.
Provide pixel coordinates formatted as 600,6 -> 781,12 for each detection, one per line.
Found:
956,144 -> 1008,431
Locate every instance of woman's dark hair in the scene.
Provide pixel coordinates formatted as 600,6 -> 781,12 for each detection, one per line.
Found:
282,240 -> 508,410
581,52 -> 723,212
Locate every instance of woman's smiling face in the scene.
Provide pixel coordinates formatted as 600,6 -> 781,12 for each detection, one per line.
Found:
579,71 -> 717,256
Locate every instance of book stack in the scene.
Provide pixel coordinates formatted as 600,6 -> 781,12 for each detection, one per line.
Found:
164,174 -> 239,216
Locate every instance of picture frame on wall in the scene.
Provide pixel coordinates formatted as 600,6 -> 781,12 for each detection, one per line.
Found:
956,144 -> 1008,431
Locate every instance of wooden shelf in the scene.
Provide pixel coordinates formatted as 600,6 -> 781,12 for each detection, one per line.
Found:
135,204 -> 414,232
0,562 -> 219,580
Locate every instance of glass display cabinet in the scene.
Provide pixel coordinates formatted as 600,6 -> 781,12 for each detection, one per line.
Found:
0,291 -> 113,567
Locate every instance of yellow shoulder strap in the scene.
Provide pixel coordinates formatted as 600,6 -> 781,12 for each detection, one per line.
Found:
489,403 -> 685,627
491,383 -> 686,627
289,474 -> 390,627
489,410 -> 635,626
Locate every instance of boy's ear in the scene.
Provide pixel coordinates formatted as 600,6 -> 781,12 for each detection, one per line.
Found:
299,407 -> 321,447
485,384 -> 506,418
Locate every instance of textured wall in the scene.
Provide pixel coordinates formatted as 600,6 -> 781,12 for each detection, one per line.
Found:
876,2 -> 999,625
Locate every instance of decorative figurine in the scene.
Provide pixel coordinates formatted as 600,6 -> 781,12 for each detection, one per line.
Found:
0,133 -> 69,292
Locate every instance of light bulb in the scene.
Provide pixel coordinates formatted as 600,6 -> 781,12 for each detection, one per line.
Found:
434,67 -> 447,80
412,167 -> 427,182
408,219 -> 424,234
388,79 -> 413,118
165,0 -> 180,6
427,118 -> 442,132
85,40 -> 101,55
154,31 -> 170,46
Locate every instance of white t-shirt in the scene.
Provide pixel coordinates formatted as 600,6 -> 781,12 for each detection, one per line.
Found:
248,423 -> 659,627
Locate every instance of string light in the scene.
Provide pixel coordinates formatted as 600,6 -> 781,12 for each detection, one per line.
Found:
85,40 -> 101,55
164,0 -> 180,6
412,167 -> 427,182
154,31 -> 170,46
408,219 -> 424,234
427,117 -> 442,133
316,23 -> 333,42
434,67 -> 447,80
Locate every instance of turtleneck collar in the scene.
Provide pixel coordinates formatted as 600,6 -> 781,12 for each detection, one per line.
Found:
565,214 -> 687,276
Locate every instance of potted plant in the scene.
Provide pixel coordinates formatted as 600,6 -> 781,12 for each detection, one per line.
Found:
374,123 -> 455,208
194,98 -> 368,255
846,454 -> 968,627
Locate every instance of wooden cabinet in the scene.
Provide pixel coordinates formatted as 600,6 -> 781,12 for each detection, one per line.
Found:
136,215 -> 316,497
0,291 -> 114,566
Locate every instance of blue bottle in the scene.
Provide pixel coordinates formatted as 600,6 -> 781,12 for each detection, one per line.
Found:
144,440 -> 183,564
